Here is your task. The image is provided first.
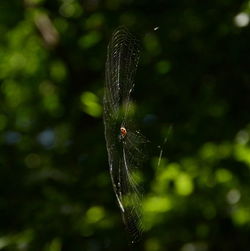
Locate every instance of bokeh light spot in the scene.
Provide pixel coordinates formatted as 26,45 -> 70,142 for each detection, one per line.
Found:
236,130 -> 249,145
227,189 -> 241,204
78,31 -> 101,49
215,168 -> 232,183
234,13 -> 249,27
86,206 -> 105,224
81,91 -> 102,117
232,207 -> 250,225
156,60 -> 171,74
143,196 -> 172,213
37,129 -> 55,148
175,173 -> 193,196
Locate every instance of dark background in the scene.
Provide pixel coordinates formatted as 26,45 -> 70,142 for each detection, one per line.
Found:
1,0 -> 250,250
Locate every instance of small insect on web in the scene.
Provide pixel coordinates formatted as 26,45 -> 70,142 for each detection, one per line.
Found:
103,26 -> 147,243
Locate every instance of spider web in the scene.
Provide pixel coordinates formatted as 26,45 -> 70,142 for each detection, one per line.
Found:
103,26 -> 146,243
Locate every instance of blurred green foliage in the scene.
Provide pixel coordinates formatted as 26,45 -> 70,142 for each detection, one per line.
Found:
1,0 -> 250,250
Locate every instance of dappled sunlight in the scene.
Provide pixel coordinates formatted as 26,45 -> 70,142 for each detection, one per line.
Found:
141,127 -> 250,246
1,0 -> 250,250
